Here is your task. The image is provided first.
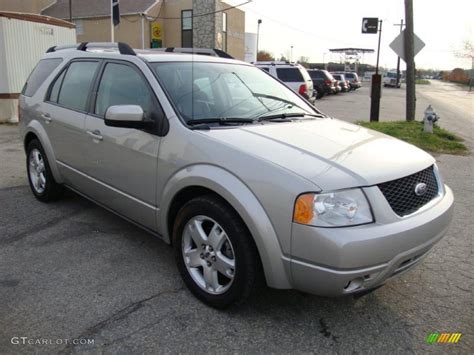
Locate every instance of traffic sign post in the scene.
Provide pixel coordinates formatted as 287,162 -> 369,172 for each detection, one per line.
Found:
362,17 -> 383,121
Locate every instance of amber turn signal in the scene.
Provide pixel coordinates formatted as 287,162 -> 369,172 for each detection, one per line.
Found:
293,194 -> 314,224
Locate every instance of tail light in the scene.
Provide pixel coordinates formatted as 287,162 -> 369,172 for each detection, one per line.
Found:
324,79 -> 332,85
298,84 -> 307,95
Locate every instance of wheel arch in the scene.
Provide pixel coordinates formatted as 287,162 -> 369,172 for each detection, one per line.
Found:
23,122 -> 63,183
159,164 -> 292,289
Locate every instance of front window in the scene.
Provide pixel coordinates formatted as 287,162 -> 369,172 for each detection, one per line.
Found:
151,62 -> 317,123
181,10 -> 193,48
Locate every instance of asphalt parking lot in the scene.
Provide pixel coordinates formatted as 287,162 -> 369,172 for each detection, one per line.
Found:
1,83 -> 472,353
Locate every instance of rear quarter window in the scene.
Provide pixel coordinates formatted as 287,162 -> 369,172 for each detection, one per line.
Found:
22,58 -> 62,97
276,68 -> 304,82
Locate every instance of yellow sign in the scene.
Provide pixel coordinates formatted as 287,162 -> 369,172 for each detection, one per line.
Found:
151,23 -> 162,41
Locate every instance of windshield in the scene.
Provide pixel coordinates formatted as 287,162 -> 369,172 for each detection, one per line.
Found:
150,62 -> 317,123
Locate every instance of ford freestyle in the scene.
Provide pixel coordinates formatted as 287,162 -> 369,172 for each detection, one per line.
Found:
19,43 -> 454,308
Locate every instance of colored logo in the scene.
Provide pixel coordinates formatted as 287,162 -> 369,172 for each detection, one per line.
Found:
414,182 -> 428,196
426,333 -> 462,344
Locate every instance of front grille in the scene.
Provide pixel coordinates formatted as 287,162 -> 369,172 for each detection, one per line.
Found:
378,165 -> 439,216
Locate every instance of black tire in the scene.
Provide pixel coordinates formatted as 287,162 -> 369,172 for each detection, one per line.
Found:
26,139 -> 63,202
172,195 -> 262,308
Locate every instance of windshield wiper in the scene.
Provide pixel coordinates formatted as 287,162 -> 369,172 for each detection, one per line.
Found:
254,93 -> 299,107
258,112 -> 325,121
187,117 -> 256,126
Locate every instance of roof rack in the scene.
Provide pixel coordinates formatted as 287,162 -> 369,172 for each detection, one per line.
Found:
46,42 -> 136,56
154,47 -> 234,59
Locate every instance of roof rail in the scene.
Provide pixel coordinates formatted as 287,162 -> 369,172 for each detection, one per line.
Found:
154,47 -> 234,59
46,42 -> 136,56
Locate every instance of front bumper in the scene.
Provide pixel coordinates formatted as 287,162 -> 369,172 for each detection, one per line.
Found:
287,185 -> 454,296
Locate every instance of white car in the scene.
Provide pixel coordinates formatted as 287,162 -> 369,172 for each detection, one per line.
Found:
383,71 -> 401,88
254,61 -> 315,104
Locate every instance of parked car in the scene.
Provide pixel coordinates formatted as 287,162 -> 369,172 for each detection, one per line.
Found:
331,73 -> 350,92
254,61 -> 315,103
20,42 -> 454,308
307,69 -> 337,97
383,71 -> 401,88
334,72 -> 361,90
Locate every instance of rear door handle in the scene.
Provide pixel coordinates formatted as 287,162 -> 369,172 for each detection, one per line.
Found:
87,130 -> 103,141
41,113 -> 52,123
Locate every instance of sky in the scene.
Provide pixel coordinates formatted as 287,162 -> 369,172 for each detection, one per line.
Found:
228,0 -> 473,70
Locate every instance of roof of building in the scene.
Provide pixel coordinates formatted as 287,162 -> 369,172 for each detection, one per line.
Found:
0,11 -> 75,28
42,0 -> 159,19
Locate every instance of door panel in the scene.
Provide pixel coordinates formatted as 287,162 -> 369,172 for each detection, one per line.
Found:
39,60 -> 100,187
83,117 -> 159,229
82,61 -> 162,230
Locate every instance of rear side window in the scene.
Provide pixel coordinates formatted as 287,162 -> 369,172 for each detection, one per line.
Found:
309,71 -> 323,79
345,73 -> 355,79
57,61 -> 99,111
276,68 -> 304,82
22,58 -> 62,97
48,70 -> 66,103
95,63 -> 155,117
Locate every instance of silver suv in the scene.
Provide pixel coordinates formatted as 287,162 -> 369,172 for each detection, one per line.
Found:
20,42 -> 453,308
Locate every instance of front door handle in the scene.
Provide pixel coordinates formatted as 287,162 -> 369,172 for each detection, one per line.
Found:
87,130 -> 103,141
41,113 -> 52,123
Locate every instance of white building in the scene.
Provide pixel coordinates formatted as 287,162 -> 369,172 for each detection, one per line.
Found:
0,12 -> 76,122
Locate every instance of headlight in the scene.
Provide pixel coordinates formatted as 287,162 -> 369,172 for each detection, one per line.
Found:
293,189 -> 374,227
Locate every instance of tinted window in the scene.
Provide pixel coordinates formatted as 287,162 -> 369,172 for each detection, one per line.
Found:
58,61 -> 99,111
260,67 -> 270,72
22,58 -> 62,97
345,73 -> 355,79
309,70 -> 323,79
276,68 -> 304,82
48,70 -> 66,103
95,63 -> 154,117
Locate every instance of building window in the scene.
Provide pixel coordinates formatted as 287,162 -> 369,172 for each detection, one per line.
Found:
73,20 -> 84,35
222,12 -> 227,52
181,10 -> 193,48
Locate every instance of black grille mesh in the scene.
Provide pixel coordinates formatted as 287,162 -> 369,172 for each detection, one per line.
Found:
378,165 -> 439,216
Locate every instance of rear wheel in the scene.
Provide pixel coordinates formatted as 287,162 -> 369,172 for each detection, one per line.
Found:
26,139 -> 63,202
173,195 -> 262,308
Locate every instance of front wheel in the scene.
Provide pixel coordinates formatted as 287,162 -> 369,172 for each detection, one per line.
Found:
173,195 -> 262,308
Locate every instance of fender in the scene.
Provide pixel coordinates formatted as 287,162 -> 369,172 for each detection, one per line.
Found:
159,164 -> 292,289
24,120 -> 64,183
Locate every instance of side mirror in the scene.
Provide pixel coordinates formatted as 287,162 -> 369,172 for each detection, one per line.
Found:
104,105 -> 152,129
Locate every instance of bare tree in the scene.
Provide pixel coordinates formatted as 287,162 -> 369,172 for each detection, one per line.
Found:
455,39 -> 474,91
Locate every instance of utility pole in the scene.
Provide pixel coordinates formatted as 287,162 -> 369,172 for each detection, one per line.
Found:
394,19 -> 404,88
404,0 -> 416,121
69,0 -> 72,22
256,19 -> 262,58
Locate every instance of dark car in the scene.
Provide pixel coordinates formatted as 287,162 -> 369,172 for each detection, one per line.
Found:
307,69 -> 337,98
332,73 -> 350,92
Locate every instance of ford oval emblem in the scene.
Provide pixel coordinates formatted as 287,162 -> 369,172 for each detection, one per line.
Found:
414,182 -> 428,196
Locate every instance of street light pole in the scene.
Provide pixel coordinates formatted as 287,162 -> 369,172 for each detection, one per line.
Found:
290,45 -> 293,63
256,19 -> 262,59
69,0 -> 72,22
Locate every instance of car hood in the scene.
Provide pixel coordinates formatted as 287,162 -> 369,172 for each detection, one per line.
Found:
203,118 -> 435,191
